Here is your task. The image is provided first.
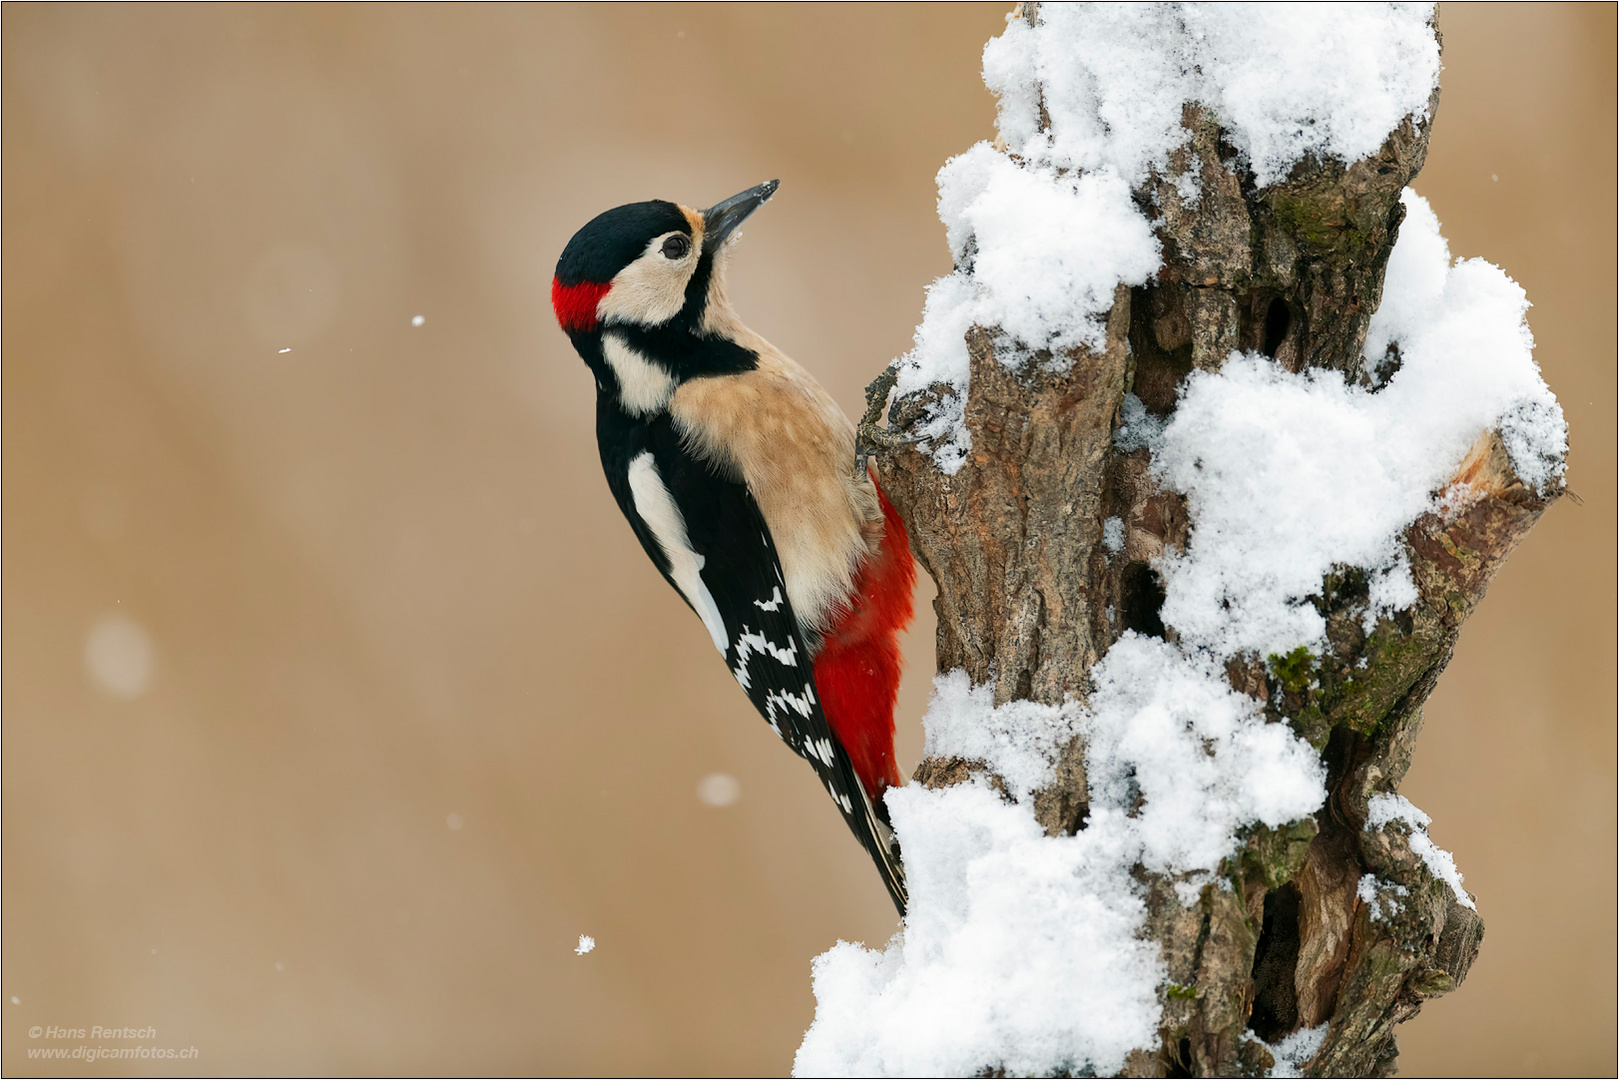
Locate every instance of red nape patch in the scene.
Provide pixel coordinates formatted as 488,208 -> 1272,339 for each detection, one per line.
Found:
813,476 -> 916,803
552,278 -> 611,332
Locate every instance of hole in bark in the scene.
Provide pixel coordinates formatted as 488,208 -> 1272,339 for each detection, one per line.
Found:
1120,562 -> 1167,638
1128,284 -> 1194,415
1249,882 -> 1303,1043
1165,1037 -> 1195,1078
1263,296 -> 1291,358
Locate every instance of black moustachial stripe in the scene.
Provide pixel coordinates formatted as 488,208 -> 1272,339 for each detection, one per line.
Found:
602,247 -> 757,379
612,321 -> 757,381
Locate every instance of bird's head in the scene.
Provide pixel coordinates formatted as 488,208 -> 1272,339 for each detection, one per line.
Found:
552,180 -> 777,339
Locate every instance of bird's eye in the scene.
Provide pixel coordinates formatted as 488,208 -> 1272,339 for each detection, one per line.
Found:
661,234 -> 691,260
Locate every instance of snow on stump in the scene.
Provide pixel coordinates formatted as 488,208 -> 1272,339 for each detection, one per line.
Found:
803,4 -> 1564,1077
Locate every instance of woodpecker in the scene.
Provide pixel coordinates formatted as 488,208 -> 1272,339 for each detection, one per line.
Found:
552,181 -> 915,913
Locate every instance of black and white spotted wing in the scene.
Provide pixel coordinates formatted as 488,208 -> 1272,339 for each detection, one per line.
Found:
596,406 -> 907,914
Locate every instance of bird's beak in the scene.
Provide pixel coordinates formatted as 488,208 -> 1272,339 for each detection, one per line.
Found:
702,180 -> 779,253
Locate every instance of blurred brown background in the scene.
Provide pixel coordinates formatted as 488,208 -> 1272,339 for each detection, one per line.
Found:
3,4 -> 1612,1076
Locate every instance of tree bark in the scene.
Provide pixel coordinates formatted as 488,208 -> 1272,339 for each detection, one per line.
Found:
861,6 -> 1557,1076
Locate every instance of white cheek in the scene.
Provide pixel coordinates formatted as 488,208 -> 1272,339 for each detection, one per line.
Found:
598,256 -> 692,327
602,334 -> 675,415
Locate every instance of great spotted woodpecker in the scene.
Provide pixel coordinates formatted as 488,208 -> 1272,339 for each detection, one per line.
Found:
552,181 -> 915,913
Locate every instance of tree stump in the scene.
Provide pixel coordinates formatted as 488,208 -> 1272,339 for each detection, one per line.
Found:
858,5 -> 1560,1075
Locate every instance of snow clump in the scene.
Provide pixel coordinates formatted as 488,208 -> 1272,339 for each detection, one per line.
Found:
1152,190 -> 1566,659
795,637 -> 1325,1077
893,3 -> 1441,473
1246,1023 -> 1329,1078
1357,872 -> 1410,922
915,670 -> 1082,801
1366,793 -> 1475,910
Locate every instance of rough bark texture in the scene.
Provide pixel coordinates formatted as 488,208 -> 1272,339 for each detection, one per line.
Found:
863,6 -> 1558,1076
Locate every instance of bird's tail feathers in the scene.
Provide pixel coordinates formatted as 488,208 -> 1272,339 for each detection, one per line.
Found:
851,769 -> 907,915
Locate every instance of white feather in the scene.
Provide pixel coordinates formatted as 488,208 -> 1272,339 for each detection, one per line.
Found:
602,334 -> 675,415
627,452 -> 728,653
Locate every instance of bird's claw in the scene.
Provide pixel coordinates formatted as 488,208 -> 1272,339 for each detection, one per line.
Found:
856,367 -> 923,471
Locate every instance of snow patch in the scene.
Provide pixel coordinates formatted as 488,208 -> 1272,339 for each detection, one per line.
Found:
1153,191 -> 1564,659
1248,1022 -> 1328,1078
796,782 -> 1163,1079
918,670 -> 1082,802
1366,190 -> 1568,492
1114,392 -> 1166,454
1085,637 -> 1326,875
795,637 -> 1324,1077
1366,793 -> 1475,910
986,5 -> 1439,189
1103,516 -> 1126,554
1357,872 -> 1409,922
893,3 -> 1441,472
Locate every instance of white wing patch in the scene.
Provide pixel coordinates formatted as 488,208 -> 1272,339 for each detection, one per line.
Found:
754,586 -> 785,612
603,334 -> 676,416
627,452 -> 728,653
